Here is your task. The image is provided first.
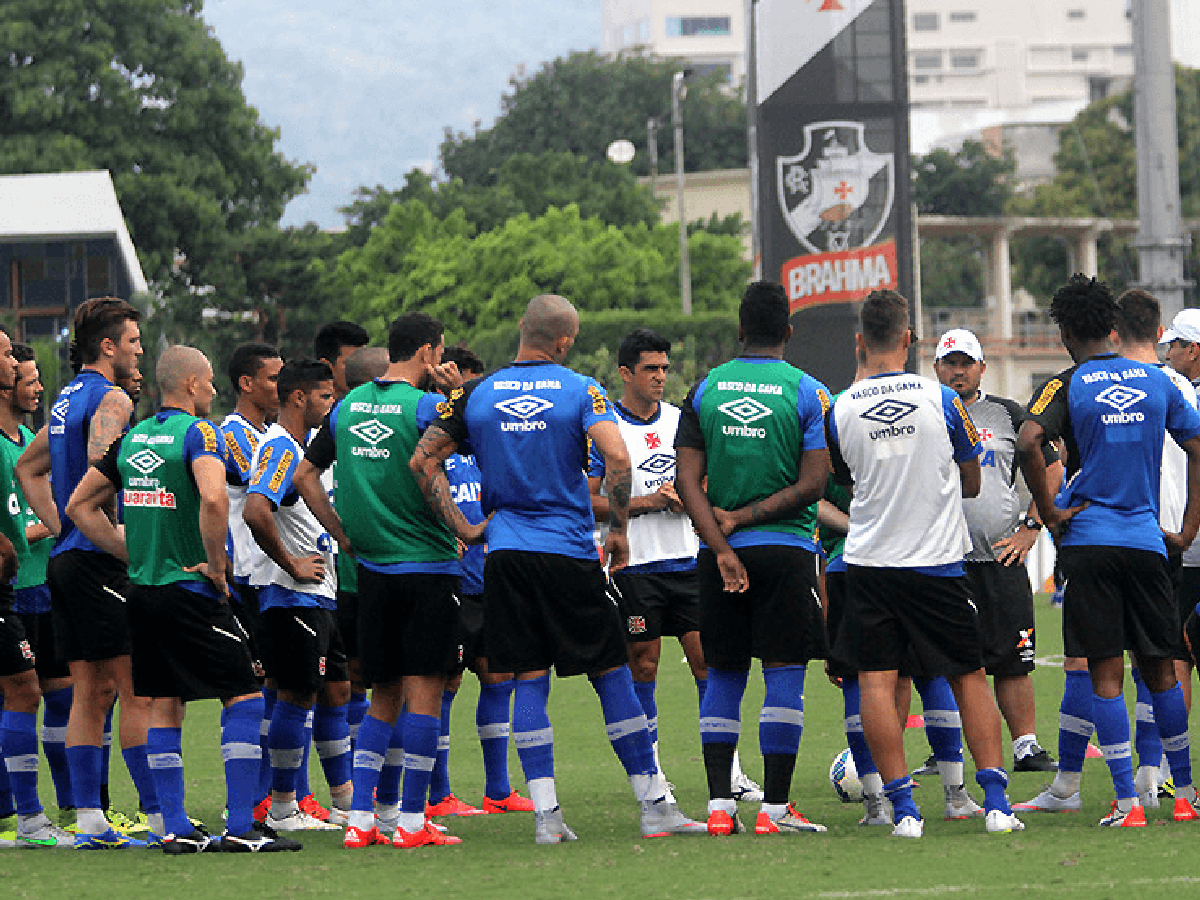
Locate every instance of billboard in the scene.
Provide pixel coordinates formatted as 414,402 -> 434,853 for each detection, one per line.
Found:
750,0 -> 912,392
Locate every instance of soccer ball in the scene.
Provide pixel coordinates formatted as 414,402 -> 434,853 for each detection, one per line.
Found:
830,748 -> 863,803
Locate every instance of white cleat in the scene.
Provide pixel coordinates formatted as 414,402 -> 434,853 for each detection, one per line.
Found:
859,793 -> 893,827
944,786 -> 985,820
892,815 -> 924,838
985,810 -> 1026,833
534,807 -> 578,845
1012,787 -> 1083,813
265,810 -> 341,832
731,771 -> 764,803
640,800 -> 706,836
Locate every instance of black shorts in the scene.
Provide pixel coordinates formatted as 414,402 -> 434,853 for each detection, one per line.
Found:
0,591 -> 35,678
458,592 -> 487,669
48,549 -> 132,663
965,561 -> 1036,677
1185,608 -> 1200,668
835,566 -> 983,677
335,590 -> 360,661
17,611 -> 70,680
698,544 -> 826,671
128,582 -> 260,702
824,568 -> 856,680
611,569 -> 701,643
259,606 -> 349,695
1174,566 -> 1200,661
1060,545 -> 1178,661
229,581 -> 265,678
482,550 -> 627,678
356,567 -> 462,684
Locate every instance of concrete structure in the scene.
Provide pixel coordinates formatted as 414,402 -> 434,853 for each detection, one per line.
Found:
0,171 -> 147,344
602,0 -> 746,82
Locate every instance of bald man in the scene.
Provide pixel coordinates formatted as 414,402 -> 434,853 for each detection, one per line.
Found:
412,294 -> 704,843
68,346 -> 297,854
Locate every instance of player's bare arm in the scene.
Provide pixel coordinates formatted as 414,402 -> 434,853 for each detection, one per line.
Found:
720,448 -> 832,534
15,426 -> 59,536
993,458 -> 1063,565
294,457 -> 352,555
588,419 -> 631,572
1017,419 -> 1086,539
816,498 -> 850,536
87,389 -> 134,463
188,454 -> 231,597
409,424 -> 488,545
675,445 -> 747,593
958,455 -> 981,499
1166,433 -> 1200,554
588,475 -> 676,522
244,491 -> 325,584
64,467 -> 125,562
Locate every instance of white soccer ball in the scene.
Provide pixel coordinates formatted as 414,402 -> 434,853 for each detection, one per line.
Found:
830,748 -> 863,803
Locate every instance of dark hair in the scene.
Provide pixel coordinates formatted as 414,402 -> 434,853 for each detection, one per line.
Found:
617,328 -> 671,371
739,281 -> 790,346
441,344 -> 485,376
314,321 -> 369,364
11,343 -> 35,365
388,313 -> 443,363
70,297 -> 140,368
227,343 -> 280,394
276,358 -> 333,405
859,289 -> 911,349
1049,274 -> 1117,342
1115,288 -> 1161,344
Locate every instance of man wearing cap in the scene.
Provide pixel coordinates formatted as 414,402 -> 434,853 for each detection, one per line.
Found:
934,328 -> 1061,772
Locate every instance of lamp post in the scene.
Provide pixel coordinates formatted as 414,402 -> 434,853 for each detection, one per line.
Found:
672,70 -> 692,315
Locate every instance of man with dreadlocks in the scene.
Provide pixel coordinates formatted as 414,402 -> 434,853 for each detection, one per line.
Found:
1017,275 -> 1200,827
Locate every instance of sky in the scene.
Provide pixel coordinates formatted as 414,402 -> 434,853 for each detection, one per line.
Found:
202,0 -> 601,229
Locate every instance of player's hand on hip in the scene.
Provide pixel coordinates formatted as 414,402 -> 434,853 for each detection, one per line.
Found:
602,531 -> 629,573
716,549 -> 748,593
290,554 -> 326,584
183,562 -> 230,599
1164,530 -> 1192,555
1043,501 -> 1087,541
459,513 -> 492,546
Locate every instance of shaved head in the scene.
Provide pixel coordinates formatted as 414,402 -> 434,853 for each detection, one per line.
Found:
157,345 -> 210,397
344,346 -> 390,391
520,294 -> 579,347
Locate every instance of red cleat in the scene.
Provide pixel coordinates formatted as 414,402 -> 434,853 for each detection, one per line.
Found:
298,794 -> 331,822
426,795 -> 487,817
393,820 -> 462,848
253,796 -> 272,824
481,791 -> 535,814
343,825 -> 390,848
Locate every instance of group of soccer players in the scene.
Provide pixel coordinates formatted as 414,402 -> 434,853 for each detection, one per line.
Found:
2,271 -> 1200,852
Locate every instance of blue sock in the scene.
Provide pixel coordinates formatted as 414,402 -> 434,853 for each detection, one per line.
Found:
428,691 -> 455,804
146,727 -> 187,835
269,701 -> 309,796
350,715 -> 392,813
695,676 -> 707,710
0,701 -> 12,817
700,668 -> 748,748
884,776 -> 920,822
222,697 -> 265,835
513,676 -> 555,783
1131,669 -> 1163,768
914,676 -> 963,764
633,680 -> 658,746
2,710 -> 41,816
591,667 -> 655,778
760,665 -> 805,755
1058,670 -> 1094,773
122,744 -> 160,815
842,678 -> 878,777
1150,684 -> 1192,788
257,687 -> 277,801
313,704 -> 352,797
295,708 -> 313,800
346,692 -> 370,747
40,686 -> 73,809
401,712 -> 439,815
477,679 -> 514,801
975,766 -> 1011,814
66,744 -> 102,812
1093,693 -> 1136,799
376,717 -> 404,807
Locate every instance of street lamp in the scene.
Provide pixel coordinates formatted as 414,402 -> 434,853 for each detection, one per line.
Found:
672,70 -> 692,315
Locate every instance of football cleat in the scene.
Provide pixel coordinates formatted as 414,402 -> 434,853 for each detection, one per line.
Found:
73,828 -> 147,850
910,753 -> 938,779
393,820 -> 462,848
1099,800 -> 1146,828
343,825 -> 390,848
860,793 -> 892,827
297,794 -> 331,822
534,807 -> 578,844
253,796 -> 272,823
161,828 -> 219,855
892,815 -> 924,838
481,791 -> 535,814
1013,748 -> 1058,773
754,804 -> 827,835
1160,778 -> 1176,799
1013,787 -> 1083,813
107,810 -> 149,834
705,804 -> 744,837
15,815 -> 74,849
731,772 -> 764,803
220,822 -> 302,852
326,806 -> 351,827
985,810 -> 1025,833
426,795 -> 488,817
640,799 -> 706,836
265,809 -> 341,832
944,786 -> 985,820
1172,796 -> 1200,822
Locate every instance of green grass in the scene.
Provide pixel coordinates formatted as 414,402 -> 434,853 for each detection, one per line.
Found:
7,596 -> 1200,899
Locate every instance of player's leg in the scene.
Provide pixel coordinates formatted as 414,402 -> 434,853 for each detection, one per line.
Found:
312,616 -> 353,820
426,670 -> 485,817
474,654 -> 526,811
1015,657 -> 1091,812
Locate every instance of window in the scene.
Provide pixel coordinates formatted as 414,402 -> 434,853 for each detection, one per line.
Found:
1068,9 -> 1085,19
1072,47 -> 1089,63
665,16 -> 730,37
913,12 -> 939,31
688,61 -> 733,81
1115,44 -> 1132,57
951,50 -> 982,70
912,52 -> 943,70
87,257 -> 110,295
949,11 -> 976,22
914,74 -> 930,84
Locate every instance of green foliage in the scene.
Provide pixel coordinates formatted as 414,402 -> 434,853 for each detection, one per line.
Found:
439,50 -> 747,185
912,140 -> 1015,217
919,236 -> 988,307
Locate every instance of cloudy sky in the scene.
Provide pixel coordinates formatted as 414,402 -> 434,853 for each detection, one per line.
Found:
203,0 -> 601,228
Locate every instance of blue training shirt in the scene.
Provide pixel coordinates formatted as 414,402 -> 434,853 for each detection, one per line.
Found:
446,452 -> 485,595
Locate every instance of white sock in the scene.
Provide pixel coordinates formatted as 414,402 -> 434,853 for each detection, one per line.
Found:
271,796 -> 299,818
630,772 -> 667,803
1052,770 -> 1083,796
147,812 -> 165,835
397,812 -> 424,833
861,772 -> 884,797
1135,765 -> 1159,795
707,797 -> 736,816
77,808 -> 109,834
760,802 -> 787,821
528,777 -> 558,813
937,760 -> 964,790
348,810 -> 374,831
1013,734 -> 1037,759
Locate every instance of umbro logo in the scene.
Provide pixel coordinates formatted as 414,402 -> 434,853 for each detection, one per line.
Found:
126,449 -> 164,475
349,419 -> 394,446
495,395 -> 554,419
861,399 -> 917,425
1095,385 -> 1146,412
718,397 -> 773,426
51,398 -> 69,423
638,453 -> 675,476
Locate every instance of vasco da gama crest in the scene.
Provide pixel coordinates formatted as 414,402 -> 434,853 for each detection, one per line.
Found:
777,121 -> 894,254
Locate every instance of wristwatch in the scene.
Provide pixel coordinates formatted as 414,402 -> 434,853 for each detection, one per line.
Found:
1021,516 -> 1043,532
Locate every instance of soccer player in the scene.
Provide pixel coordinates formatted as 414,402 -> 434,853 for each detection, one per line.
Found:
244,360 -> 351,832
933,328 -> 1059,772
66,345 -> 298,853
296,312 -> 477,850
412,294 -> 699,843
827,289 -> 1021,838
1016,275 -> 1200,827
674,282 -> 831,836
15,297 -> 161,848
314,321 -> 370,401
588,328 -> 762,806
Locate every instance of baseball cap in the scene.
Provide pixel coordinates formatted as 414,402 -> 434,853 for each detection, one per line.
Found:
1160,308 -> 1200,344
935,328 -> 984,361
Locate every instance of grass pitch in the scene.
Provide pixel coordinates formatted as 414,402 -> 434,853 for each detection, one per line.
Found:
6,596 -> 1200,900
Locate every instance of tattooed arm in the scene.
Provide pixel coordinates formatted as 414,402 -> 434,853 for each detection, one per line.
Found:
587,419 -> 631,572
410,425 -> 488,545
88,389 -> 134,463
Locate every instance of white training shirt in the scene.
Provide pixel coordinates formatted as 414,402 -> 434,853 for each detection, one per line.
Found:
1161,366 -> 1199,555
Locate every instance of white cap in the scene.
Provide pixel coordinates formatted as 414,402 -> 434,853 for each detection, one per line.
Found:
1160,308 -> 1200,344
935,328 -> 984,361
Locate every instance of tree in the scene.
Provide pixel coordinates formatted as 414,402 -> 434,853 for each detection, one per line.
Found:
0,0 -> 312,289
912,140 -> 1015,217
440,51 -> 747,185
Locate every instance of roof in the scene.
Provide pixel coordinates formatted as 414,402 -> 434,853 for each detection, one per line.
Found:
0,170 -> 148,293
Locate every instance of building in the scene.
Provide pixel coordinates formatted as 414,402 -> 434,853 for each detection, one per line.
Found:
601,0 -> 746,82
0,171 -> 147,344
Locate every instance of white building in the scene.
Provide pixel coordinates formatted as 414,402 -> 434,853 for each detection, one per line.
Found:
601,0 -> 747,82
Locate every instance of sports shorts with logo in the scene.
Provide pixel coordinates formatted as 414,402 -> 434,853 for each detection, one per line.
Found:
0,585 -> 35,678
611,568 -> 700,644
260,606 -> 349,695
965,560 -> 1036,677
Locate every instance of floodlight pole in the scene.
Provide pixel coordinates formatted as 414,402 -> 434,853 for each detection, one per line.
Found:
672,71 -> 692,315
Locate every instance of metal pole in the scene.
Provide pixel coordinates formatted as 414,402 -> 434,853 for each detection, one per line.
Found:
648,118 -> 658,198
746,0 -> 760,279
673,72 -> 692,315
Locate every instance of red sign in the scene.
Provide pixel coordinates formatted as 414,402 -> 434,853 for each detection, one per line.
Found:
782,239 -> 898,311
